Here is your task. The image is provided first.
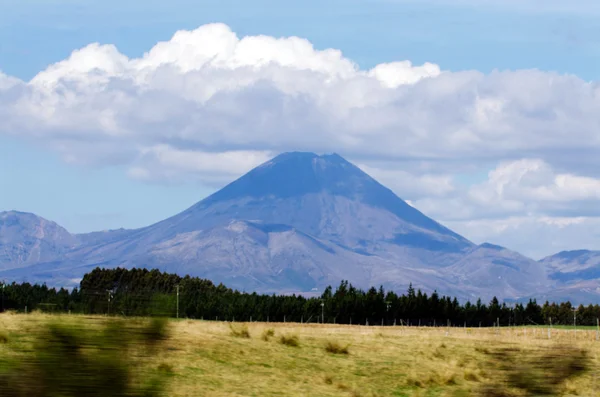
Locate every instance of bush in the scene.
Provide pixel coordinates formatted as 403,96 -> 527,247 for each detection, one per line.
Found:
478,345 -> 590,396
261,328 -> 275,341
0,318 -> 171,397
324,341 -> 349,355
279,334 -> 299,347
229,324 -> 251,338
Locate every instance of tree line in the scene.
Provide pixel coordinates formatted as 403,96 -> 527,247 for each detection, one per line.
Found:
1,267 -> 599,326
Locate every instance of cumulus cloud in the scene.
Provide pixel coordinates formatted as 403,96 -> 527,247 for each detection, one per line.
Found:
357,163 -> 455,198
2,22 -> 600,255
409,159 -> 600,257
128,146 -> 273,185
3,23 -> 600,178
413,159 -> 600,220
469,159 -> 600,204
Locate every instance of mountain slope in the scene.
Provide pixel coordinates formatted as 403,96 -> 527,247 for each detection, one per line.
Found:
0,211 -> 78,271
535,250 -> 600,302
447,243 -> 549,301
0,152 -> 561,301
540,250 -> 600,282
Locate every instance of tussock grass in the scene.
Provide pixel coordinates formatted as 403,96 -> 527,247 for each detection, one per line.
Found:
279,334 -> 299,347
261,328 -> 275,341
229,324 -> 251,338
0,330 -> 8,344
477,344 -> 591,396
463,369 -> 481,382
1,313 -> 599,397
324,341 -> 349,355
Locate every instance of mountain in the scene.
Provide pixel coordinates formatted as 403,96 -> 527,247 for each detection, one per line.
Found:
536,250 -> 600,302
0,211 -> 78,272
446,243 -> 548,301
0,152 -> 571,302
540,250 -> 600,280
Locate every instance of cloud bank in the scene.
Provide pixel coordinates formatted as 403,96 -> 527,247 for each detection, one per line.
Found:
2,22 -> 600,257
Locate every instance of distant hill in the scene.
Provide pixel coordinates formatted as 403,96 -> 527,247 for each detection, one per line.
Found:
536,250 -> 600,302
0,211 -> 78,271
0,152 -> 596,303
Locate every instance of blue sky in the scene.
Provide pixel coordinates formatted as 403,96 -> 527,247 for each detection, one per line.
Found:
1,0 -> 600,257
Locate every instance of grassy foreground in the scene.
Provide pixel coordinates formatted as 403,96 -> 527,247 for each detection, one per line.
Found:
1,313 -> 599,396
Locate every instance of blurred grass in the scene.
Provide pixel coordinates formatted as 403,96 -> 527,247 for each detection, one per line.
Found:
0,314 -> 170,397
1,313 -> 599,396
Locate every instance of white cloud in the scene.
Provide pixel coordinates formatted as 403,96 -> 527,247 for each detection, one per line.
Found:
413,159 -> 600,221
3,23 -> 600,175
408,159 -> 600,257
470,159 -> 600,204
445,216 -> 600,259
2,23 -> 600,255
358,164 -> 455,199
128,146 -> 273,185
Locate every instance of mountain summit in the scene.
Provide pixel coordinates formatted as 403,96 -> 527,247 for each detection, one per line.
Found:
0,152 -> 560,301
199,152 -> 466,242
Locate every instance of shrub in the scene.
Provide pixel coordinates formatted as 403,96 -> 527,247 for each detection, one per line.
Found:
279,334 -> 299,347
229,324 -> 251,338
324,341 -> 349,355
478,345 -> 590,396
261,328 -> 275,341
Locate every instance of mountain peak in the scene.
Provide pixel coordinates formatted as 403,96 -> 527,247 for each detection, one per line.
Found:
1,210 -> 49,226
189,151 -> 469,244
202,151 -> 365,203
262,151 -> 350,168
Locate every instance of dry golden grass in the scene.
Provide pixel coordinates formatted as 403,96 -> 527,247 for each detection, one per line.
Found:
325,340 -> 350,355
1,313 -> 599,396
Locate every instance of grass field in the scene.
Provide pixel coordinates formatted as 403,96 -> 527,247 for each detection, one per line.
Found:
1,313 -> 599,396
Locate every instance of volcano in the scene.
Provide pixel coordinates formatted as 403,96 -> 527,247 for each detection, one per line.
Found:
0,152 -> 554,301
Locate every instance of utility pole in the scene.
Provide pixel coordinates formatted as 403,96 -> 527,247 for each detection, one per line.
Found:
1,280 -> 4,313
176,285 -> 180,319
386,301 -> 391,326
107,290 -> 113,316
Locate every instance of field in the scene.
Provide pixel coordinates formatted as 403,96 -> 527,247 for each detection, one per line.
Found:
1,313 -> 599,396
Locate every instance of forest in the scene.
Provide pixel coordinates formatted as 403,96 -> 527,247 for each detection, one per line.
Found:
1,267 -> 599,326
